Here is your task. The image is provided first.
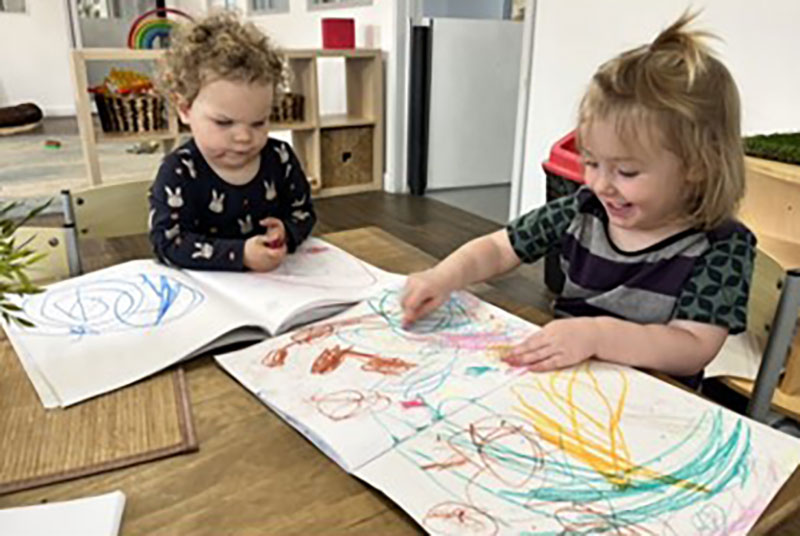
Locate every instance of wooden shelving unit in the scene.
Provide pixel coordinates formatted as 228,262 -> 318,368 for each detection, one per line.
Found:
70,48 -> 384,196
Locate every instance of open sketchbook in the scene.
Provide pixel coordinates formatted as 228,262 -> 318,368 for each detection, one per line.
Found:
0,490 -> 125,536
2,238 -> 402,408
216,288 -> 800,536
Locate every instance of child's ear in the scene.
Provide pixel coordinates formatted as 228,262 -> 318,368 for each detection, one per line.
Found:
175,95 -> 191,125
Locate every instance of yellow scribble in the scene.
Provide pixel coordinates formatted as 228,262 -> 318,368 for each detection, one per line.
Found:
514,362 -> 708,493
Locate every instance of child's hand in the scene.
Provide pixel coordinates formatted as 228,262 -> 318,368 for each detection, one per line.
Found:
401,269 -> 452,327
503,317 -> 599,371
260,217 -> 286,249
244,234 -> 287,272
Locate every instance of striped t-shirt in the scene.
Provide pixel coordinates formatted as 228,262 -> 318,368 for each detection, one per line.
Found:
507,187 -> 756,335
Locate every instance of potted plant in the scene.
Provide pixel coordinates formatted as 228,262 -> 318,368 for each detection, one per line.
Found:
0,202 -> 50,327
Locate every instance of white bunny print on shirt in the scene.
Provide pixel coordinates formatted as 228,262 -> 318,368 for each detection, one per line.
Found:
238,215 -> 253,234
264,180 -> 277,201
180,158 -> 197,179
165,186 -> 183,208
209,189 -> 225,213
275,143 -> 289,164
164,223 -> 180,240
192,242 -> 214,260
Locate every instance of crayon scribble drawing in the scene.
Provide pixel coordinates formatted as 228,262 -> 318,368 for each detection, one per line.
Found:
217,289 -> 536,470
261,240 -> 385,288
218,288 -> 800,536
19,273 -> 204,338
357,360 -> 800,536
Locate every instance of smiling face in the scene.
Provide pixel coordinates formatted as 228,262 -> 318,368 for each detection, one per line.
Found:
580,116 -> 690,243
178,77 -> 273,174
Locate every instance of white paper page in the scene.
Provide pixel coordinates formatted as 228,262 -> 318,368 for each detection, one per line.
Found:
2,260 -> 256,407
706,332 -> 762,380
191,238 -> 405,334
216,289 -> 538,471
0,490 -> 126,536
356,360 -> 800,536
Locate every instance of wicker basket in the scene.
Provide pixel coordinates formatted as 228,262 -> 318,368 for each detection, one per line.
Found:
270,92 -> 305,124
93,93 -> 168,133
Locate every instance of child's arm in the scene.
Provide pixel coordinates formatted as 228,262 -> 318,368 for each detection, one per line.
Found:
505,224 -> 756,376
276,143 -> 316,252
149,157 -> 251,270
504,316 -> 727,376
402,191 -> 584,324
402,230 -> 522,324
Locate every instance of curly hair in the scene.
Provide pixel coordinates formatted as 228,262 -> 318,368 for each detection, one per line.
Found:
577,11 -> 745,230
158,11 -> 286,107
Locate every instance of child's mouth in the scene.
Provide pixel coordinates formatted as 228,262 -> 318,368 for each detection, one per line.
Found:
604,199 -> 634,219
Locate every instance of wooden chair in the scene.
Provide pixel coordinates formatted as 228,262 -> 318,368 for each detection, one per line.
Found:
60,179 -> 152,275
712,249 -> 800,423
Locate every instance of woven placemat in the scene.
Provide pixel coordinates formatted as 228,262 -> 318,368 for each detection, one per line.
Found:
0,337 -> 198,495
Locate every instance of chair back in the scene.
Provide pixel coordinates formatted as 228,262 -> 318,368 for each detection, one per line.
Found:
66,179 -> 151,241
11,226 -> 72,284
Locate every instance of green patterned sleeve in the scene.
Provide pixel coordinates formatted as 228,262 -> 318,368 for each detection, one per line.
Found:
672,226 -> 757,334
505,191 -> 581,264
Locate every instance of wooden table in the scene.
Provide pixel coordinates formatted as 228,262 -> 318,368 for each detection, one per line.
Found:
1,226 -> 798,535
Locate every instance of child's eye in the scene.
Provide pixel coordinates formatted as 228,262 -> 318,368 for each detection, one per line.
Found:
618,169 -> 639,178
214,119 -> 233,127
251,121 -> 266,128
582,160 -> 598,168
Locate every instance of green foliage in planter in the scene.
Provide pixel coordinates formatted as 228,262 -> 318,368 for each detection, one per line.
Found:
0,201 -> 51,327
743,132 -> 800,166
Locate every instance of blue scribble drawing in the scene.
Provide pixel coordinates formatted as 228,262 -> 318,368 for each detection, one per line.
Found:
21,273 -> 204,338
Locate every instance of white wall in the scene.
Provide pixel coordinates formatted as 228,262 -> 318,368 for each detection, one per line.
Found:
246,0 -> 406,193
0,0 -> 73,115
421,0 -> 508,19
513,0 -> 800,217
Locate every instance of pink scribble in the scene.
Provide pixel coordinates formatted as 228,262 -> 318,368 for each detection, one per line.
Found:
401,399 -> 425,409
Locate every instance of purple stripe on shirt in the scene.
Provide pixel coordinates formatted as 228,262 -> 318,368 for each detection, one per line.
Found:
562,233 -> 697,296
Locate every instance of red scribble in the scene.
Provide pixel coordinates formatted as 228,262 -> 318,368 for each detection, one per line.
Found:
401,398 -> 425,409
311,389 -> 391,421
304,246 -> 329,254
421,456 -> 469,471
554,505 -> 654,536
423,502 -> 499,536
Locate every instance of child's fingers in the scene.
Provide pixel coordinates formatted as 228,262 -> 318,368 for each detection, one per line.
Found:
504,331 -> 547,359
401,291 -> 436,327
503,337 -> 553,366
260,217 -> 283,231
524,354 -> 564,372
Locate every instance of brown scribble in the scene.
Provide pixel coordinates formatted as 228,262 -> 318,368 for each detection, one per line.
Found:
554,505 -> 652,536
311,389 -> 391,421
262,347 -> 288,367
312,345 -> 349,374
423,502 -> 499,536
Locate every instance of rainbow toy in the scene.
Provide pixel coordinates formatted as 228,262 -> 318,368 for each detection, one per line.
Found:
127,7 -> 193,49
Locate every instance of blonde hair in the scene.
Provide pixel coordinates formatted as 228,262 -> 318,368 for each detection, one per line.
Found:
577,11 -> 745,229
158,11 -> 285,107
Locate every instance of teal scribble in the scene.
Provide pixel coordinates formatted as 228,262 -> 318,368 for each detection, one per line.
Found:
465,366 -> 496,377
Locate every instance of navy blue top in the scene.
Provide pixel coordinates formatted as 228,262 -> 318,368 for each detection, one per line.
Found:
149,138 -> 316,271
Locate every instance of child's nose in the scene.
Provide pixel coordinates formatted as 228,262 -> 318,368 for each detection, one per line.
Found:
591,166 -> 615,194
232,125 -> 253,143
